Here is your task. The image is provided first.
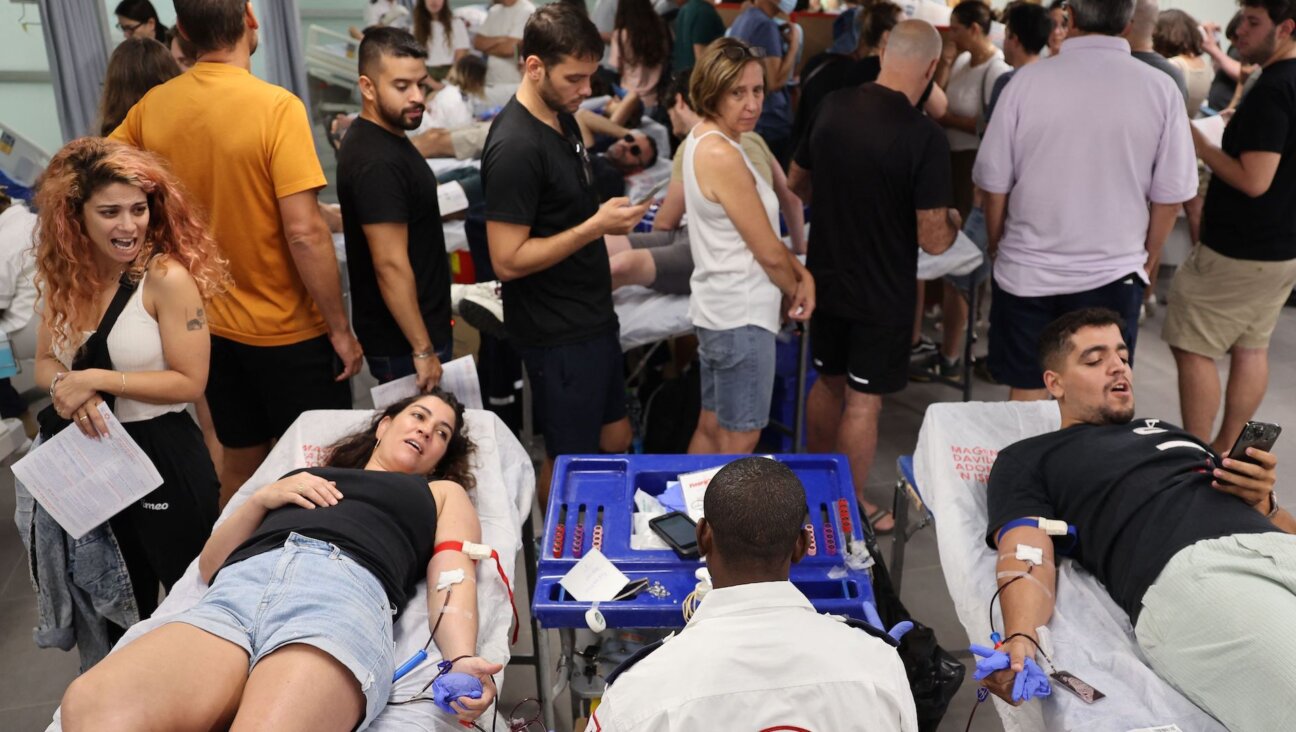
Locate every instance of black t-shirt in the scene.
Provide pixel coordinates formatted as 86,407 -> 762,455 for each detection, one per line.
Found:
481,98 -> 617,347
986,420 -> 1277,621
1202,59 -> 1296,262
221,467 -> 438,616
336,118 -> 451,356
794,83 -> 952,327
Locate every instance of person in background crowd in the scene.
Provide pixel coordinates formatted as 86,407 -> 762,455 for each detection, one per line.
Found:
414,0 -> 470,81
684,38 -> 814,455
474,0 -> 537,92
115,0 -> 170,44
1047,0 -> 1070,56
728,0 -> 802,164
417,54 -> 489,130
0,188 -> 38,428
1156,8 -> 1214,116
113,0 -> 363,503
1204,13 -> 1248,111
973,0 -> 1196,401
792,20 -> 959,536
98,38 -> 181,138
33,138 -> 228,623
170,33 -> 198,71
1165,0 -> 1296,454
985,2 -> 1053,123
673,0 -> 727,70
611,0 -> 670,112
1125,0 -> 1189,106
339,29 -> 453,392
482,5 -> 648,505
931,0 -> 1009,378
350,0 -> 413,40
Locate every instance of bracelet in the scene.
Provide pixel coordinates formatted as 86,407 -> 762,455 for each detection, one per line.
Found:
49,371 -> 66,397
119,371 -> 127,397
1267,493 -> 1280,519
412,349 -> 436,360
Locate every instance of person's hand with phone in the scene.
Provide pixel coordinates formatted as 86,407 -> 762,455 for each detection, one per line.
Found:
593,196 -> 652,237
1213,447 -> 1278,514
786,268 -> 815,322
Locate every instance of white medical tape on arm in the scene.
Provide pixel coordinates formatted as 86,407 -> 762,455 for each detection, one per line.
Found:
996,570 -> 1054,599
436,569 -> 467,591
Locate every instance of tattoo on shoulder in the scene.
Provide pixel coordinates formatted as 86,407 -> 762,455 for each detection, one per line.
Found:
186,307 -> 206,332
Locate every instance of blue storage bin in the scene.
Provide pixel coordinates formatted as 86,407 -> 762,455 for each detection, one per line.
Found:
533,454 -> 875,628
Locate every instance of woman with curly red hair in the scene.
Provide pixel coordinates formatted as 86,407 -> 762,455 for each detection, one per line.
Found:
33,137 -> 230,619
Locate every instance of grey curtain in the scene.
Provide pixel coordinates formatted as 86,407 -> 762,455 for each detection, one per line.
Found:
38,0 -> 110,142
261,0 -> 311,107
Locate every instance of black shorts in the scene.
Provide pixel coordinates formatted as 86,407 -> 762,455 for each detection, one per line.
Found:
810,313 -> 910,394
206,334 -> 352,448
987,272 -> 1145,390
115,410 -> 220,617
521,329 -> 628,457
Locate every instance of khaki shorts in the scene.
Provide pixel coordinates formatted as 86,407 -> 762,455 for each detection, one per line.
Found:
1163,243 -> 1296,358
449,122 -> 490,160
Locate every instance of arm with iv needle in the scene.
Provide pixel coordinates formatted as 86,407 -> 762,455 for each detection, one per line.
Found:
980,522 -> 1057,706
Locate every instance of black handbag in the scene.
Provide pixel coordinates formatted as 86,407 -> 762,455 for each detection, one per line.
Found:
37,276 -> 138,441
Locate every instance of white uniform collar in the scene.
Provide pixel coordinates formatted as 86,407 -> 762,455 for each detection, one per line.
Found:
687,581 -> 816,625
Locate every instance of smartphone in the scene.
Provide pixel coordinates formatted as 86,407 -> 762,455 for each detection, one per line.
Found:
633,180 -> 669,206
649,511 -> 700,559
1227,421 -> 1283,463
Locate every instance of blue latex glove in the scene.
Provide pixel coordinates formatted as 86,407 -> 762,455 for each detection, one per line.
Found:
431,672 -> 483,714
969,645 -> 1052,703
861,602 -> 916,642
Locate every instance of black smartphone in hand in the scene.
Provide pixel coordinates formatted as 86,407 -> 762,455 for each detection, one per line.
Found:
1228,421 -> 1283,463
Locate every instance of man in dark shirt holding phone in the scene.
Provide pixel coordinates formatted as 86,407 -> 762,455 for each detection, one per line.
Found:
481,5 -> 650,507
982,308 -> 1295,731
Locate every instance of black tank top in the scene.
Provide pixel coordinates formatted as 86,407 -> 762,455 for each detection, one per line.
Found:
221,467 -> 438,615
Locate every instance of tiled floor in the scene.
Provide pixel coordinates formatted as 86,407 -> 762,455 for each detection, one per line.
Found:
2,294 -> 1294,731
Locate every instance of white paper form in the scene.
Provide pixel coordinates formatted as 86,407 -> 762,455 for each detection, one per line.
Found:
1192,115 -> 1225,151
559,548 -> 631,601
439,355 -> 482,410
369,355 -> 483,411
371,374 -> 420,410
12,402 -> 162,540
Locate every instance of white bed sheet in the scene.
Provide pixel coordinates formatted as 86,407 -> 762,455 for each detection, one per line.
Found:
913,400 -> 1225,732
47,408 -> 535,732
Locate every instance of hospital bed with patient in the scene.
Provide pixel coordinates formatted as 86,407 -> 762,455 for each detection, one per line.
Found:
45,407 -> 535,732
901,400 -> 1225,732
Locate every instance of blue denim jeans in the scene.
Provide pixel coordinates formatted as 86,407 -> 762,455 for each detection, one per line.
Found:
366,342 -> 454,384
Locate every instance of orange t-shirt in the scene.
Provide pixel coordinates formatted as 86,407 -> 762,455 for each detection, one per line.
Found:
112,62 -> 329,346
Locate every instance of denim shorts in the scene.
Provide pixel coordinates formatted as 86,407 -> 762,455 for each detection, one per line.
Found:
696,325 -> 776,432
168,533 -> 396,729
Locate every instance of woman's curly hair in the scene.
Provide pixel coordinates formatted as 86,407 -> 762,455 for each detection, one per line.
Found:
34,137 -> 230,356
324,389 -> 477,491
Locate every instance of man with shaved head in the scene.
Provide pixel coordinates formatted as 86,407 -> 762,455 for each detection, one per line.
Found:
789,20 -> 961,532
588,457 -> 917,731
1124,0 -> 1189,103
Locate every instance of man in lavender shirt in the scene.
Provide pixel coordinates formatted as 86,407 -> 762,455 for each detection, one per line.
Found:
973,0 -> 1197,401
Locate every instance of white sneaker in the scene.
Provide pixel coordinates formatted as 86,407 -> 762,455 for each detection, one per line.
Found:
450,281 -> 499,316
458,282 -> 505,338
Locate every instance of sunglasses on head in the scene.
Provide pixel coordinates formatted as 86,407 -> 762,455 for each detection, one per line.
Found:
719,44 -> 766,61
568,133 -> 595,189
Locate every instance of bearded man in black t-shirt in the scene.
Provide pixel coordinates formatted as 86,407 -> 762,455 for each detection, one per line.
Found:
982,307 -> 1295,730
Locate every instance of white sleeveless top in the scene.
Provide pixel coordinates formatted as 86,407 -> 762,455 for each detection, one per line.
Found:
105,271 -> 186,423
682,128 -> 781,334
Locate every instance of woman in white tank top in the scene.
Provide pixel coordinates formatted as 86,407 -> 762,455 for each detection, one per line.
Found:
33,138 -> 230,619
683,38 -> 815,454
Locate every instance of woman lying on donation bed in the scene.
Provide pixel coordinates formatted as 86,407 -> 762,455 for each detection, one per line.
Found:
62,391 -> 503,732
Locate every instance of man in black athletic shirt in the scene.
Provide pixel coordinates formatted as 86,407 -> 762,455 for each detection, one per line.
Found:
982,308 -> 1295,730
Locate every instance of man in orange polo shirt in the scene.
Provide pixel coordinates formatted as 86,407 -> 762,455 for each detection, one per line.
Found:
113,0 -> 363,500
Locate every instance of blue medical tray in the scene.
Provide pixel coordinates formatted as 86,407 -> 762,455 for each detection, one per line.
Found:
532,454 -> 877,628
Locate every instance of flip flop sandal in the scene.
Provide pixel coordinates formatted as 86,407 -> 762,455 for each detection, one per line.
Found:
868,508 -> 896,536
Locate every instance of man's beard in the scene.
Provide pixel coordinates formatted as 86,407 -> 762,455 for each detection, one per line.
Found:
1242,26 -> 1278,64
538,76 -> 576,114
1093,402 -> 1136,426
380,101 -> 424,131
